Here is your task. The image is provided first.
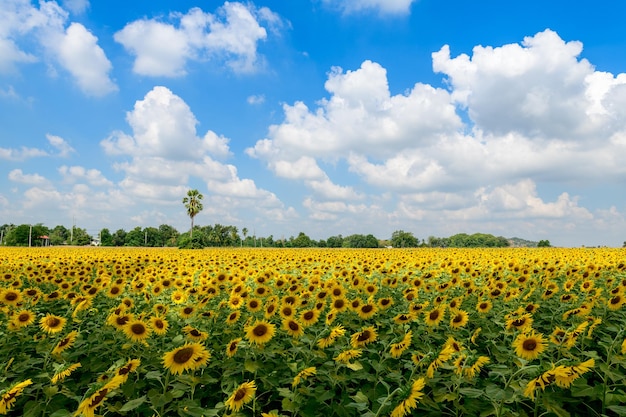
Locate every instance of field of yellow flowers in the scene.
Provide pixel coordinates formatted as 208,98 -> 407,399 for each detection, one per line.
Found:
1,246 -> 626,417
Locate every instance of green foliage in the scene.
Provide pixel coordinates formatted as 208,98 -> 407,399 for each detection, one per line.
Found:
538,239 -> 551,247
390,230 -> 419,248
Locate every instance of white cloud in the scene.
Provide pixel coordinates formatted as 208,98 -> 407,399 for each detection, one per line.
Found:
58,165 -> 113,187
98,85 -> 292,227
0,0 -> 116,95
45,22 -> 117,96
115,2 -> 283,76
8,169 -> 49,185
247,94 -> 265,105
61,0 -> 89,14
0,134 -> 74,161
102,86 -> 230,160
322,0 -> 417,15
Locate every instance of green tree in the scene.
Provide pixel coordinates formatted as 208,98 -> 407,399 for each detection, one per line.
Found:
391,230 -> 419,248
100,228 -> 113,246
326,235 -> 344,248
5,224 -> 49,246
537,239 -> 551,247
159,224 -> 180,247
292,232 -> 314,248
125,227 -> 144,246
183,189 -> 204,239
112,229 -> 127,246
242,227 -> 248,247
49,225 -> 69,245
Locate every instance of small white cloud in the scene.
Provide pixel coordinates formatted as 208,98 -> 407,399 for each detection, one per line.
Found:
61,0 -> 89,14
46,134 -> 75,157
247,94 -> 265,105
322,0 -> 417,15
115,2 -> 283,76
59,165 -> 113,187
8,169 -> 49,185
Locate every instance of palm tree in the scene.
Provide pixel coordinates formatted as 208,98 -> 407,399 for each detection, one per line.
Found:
182,189 -> 204,239
242,227 -> 248,247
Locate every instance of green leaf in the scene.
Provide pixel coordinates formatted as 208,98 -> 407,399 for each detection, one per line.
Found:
346,361 -> 363,371
145,370 -> 162,381
119,396 -> 147,412
459,388 -> 484,398
244,360 -> 260,373
607,405 -> 626,416
350,391 -> 369,404
49,410 -> 72,417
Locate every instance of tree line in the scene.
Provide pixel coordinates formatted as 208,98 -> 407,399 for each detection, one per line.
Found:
0,223 -> 515,249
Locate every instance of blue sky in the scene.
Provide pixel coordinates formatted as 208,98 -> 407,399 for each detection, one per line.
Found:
2,0 -> 626,247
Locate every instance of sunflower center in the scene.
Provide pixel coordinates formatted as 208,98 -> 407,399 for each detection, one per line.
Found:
249,301 -> 258,308
334,300 -> 345,308
429,311 -> 440,321
229,342 -> 238,352
154,320 -> 164,329
18,313 -> 30,322
303,311 -> 314,320
48,317 -> 61,327
357,330 -> 371,342
233,388 -> 247,401
610,296 -> 621,305
453,314 -> 463,323
190,329 -> 201,337
361,305 -> 373,313
381,299 -> 390,306
173,347 -> 194,364
4,292 -> 18,301
58,337 -> 70,347
288,321 -> 299,331
111,287 -> 120,294
522,339 -> 537,351
131,323 -> 146,335
117,316 -> 129,326
89,389 -> 109,407
511,318 -> 525,327
253,324 -> 268,337
184,307 -> 193,315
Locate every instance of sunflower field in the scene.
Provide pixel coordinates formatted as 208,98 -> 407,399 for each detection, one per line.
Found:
1,247 -> 626,417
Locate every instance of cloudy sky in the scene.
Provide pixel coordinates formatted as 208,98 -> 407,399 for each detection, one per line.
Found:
2,0 -> 626,247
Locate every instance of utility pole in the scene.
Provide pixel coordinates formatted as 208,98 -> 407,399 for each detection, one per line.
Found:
29,224 -> 32,247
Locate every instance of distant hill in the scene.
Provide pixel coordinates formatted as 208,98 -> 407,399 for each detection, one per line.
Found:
508,237 -> 539,248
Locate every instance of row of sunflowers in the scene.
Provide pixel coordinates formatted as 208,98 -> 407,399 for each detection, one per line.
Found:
1,247 -> 626,416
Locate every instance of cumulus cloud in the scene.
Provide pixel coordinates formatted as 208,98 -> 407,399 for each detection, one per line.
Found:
99,85 -> 291,226
0,0 -> 116,95
322,0 -> 417,15
8,169 -> 49,185
0,134 -> 74,161
245,29 -> 626,243
114,2 -> 284,76
58,165 -> 113,187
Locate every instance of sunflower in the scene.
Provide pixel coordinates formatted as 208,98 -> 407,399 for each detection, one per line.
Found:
449,310 -> 469,329
11,309 -> 36,329
40,314 -> 66,334
106,285 -> 124,298
506,314 -> 533,332
352,302 -> 375,320
115,359 -> 141,382
608,293 -> 626,311
225,310 -> 241,325
334,348 -> 362,363
393,313 -> 414,325
123,319 -> 151,342
513,331 -> 547,361
179,306 -> 195,319
389,330 -> 413,358
245,320 -> 276,346
299,309 -> 320,327
0,379 -> 33,414
246,297 -> 263,313
150,316 -> 168,336
226,338 -> 242,358
75,375 -> 124,417
292,367 -> 316,388
377,297 -> 393,310
51,362 -> 81,384
476,300 -> 492,313
162,342 -> 210,374
183,325 -> 208,342
350,326 -> 378,348
282,318 -> 304,338
424,307 -> 445,327
279,304 -> 295,319
389,378 -> 426,417
330,297 -> 348,312
225,380 -> 256,412
107,311 -> 134,330
1,289 -> 22,306
464,356 -> 490,379
52,330 -> 79,355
